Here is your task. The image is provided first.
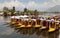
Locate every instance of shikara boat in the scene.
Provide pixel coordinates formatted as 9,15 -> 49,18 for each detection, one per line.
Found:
7,15 -> 60,33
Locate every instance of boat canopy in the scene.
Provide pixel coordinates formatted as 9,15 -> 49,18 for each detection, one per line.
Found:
19,15 -> 29,18
31,19 -> 36,21
11,15 -> 29,19
11,16 -> 20,19
11,16 -> 15,18
15,16 -> 20,19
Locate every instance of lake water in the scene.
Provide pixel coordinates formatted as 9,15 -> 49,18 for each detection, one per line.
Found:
0,16 -> 59,38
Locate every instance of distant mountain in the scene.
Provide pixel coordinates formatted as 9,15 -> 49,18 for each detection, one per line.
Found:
46,5 -> 60,12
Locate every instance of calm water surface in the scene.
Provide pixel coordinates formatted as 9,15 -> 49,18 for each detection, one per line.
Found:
0,16 -> 59,38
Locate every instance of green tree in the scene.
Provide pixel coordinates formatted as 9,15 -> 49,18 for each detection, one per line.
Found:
3,7 -> 9,16
34,10 -> 38,18
24,8 -> 27,12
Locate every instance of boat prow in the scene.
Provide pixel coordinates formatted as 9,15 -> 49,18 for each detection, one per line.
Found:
15,25 -> 25,29
18,23 -> 22,26
26,25 -> 32,28
48,28 -> 56,33
34,25 -> 41,28
40,26 -> 46,29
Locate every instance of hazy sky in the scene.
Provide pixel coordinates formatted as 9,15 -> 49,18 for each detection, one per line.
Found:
0,0 -> 60,11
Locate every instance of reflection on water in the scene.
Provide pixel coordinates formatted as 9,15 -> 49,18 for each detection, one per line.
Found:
0,16 -> 59,38
14,28 -> 59,38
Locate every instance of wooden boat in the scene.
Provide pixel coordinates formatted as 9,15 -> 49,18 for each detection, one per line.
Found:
14,15 -> 29,28
48,20 -> 56,32
25,20 -> 32,28
40,19 -> 48,29
17,19 -> 23,26
34,20 -> 41,28
14,20 -> 25,29
6,16 -> 15,24
48,19 -> 60,32
10,16 -> 20,25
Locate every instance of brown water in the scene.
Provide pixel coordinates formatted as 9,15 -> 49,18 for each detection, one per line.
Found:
0,16 -> 59,38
